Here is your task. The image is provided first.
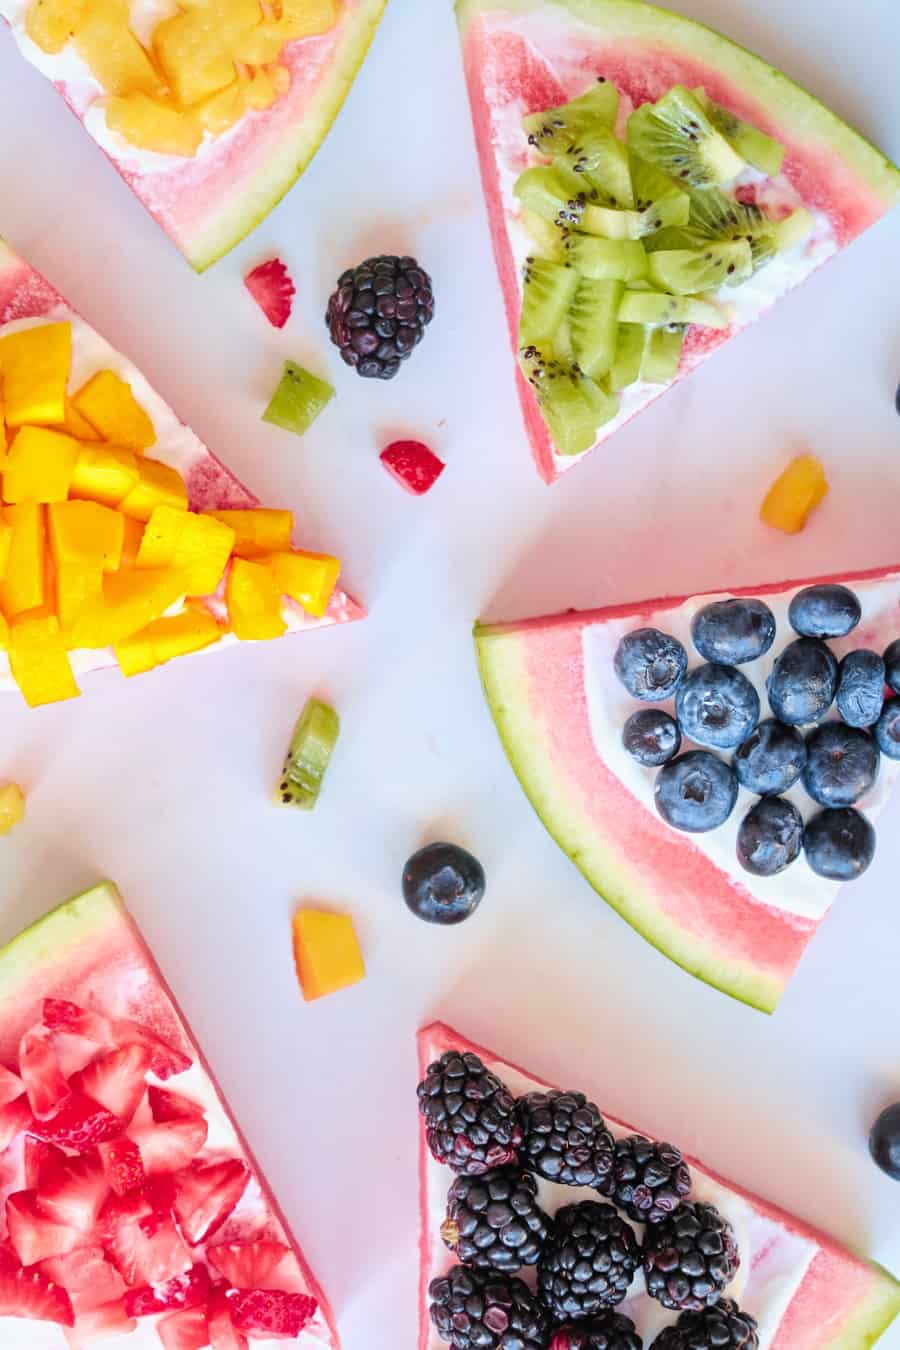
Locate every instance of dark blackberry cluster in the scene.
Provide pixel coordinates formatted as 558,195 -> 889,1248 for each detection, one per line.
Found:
325,254 -> 434,379
418,1051 -> 522,1176
643,1203 -> 739,1312
550,1312 -> 643,1350
612,1135 -> 692,1225
517,1090 -> 615,1190
538,1201 -> 641,1321
428,1265 -> 548,1350
441,1166 -> 552,1273
651,1299 -> 759,1350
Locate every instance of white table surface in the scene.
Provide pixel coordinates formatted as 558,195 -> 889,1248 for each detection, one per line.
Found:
0,1 -> 899,1346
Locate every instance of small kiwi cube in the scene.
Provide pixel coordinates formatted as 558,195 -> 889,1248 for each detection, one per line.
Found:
610,324 -> 646,391
519,258 -> 579,349
564,235 -> 648,282
263,361 -> 334,437
692,88 -> 785,178
522,79 -> 619,153
568,278 -> 623,379
277,697 -> 340,809
561,128 -> 633,207
519,346 -> 599,457
627,86 -> 745,188
647,240 -> 752,295
618,290 -> 728,329
641,326 -> 686,383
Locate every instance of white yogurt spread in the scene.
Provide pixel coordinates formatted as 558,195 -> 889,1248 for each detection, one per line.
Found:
582,575 -> 900,920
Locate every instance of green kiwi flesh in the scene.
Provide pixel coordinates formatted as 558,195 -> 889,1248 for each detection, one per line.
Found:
692,88 -> 785,178
568,278 -> 624,379
277,698 -> 340,809
564,235 -> 649,282
610,324 -> 646,391
647,240 -> 753,294
626,86 -> 745,188
561,128 -> 634,207
641,326 -> 686,382
522,79 -> 619,154
519,258 -> 579,348
519,346 -> 618,455
619,290 -> 728,328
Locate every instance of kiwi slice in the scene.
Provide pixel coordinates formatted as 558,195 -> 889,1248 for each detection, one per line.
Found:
561,127 -> 633,207
692,88 -> 785,178
514,163 -> 597,228
519,207 -> 566,261
686,187 -> 776,270
567,278 -> 623,379
520,346 -> 610,456
564,235 -> 648,282
522,79 -> 619,154
647,240 -> 752,294
582,374 -> 620,428
579,193 -> 691,241
519,258 -> 579,348
619,290 -> 727,328
627,86 -> 745,188
263,362 -> 334,436
610,324 -> 646,391
641,326 -> 686,383
277,698 -> 340,809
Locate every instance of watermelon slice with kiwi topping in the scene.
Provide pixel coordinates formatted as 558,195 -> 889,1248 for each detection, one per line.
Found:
475,563 -> 900,1012
0,882 -> 337,1346
419,1020 -> 900,1350
455,0 -> 900,482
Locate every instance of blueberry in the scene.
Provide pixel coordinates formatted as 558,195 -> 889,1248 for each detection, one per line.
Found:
766,638 -> 838,725
654,751 -> 738,832
736,796 -> 803,877
835,649 -> 885,728
802,723 -> 879,807
614,628 -> 687,701
622,709 -> 681,766
402,843 -> 485,925
733,718 -> 806,795
690,597 -> 776,664
884,638 -> 900,695
870,1102 -> 900,1181
803,807 -> 875,880
788,584 -> 861,638
875,697 -> 900,759
674,663 -> 760,749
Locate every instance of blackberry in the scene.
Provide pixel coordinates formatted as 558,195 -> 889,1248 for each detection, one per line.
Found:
651,1299 -> 759,1350
441,1166 -> 552,1273
517,1090 -> 615,1190
418,1051 -> 521,1176
429,1265 -> 548,1350
643,1202 -> 739,1312
325,254 -> 434,379
612,1135 -> 692,1225
549,1312 -> 643,1350
537,1201 -> 641,1320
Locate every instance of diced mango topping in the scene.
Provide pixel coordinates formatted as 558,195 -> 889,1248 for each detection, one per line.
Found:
226,558 -> 287,640
0,783 -> 26,834
264,549 -> 339,618
154,0 -> 261,106
1,505 -> 46,617
73,0 -> 162,96
8,612 -> 80,707
204,508 -> 292,557
3,427 -> 79,503
70,567 -> 190,648
56,562 -> 104,634
70,444 -> 139,507
72,370 -> 156,451
760,454 -> 829,534
137,505 -> 234,594
0,523 -> 12,581
107,93 -> 205,157
120,516 -> 145,568
114,604 -> 222,676
292,908 -> 365,1002
118,455 -> 189,521
25,0 -> 89,53
58,398 -> 101,441
48,500 -> 124,573
0,323 -> 71,428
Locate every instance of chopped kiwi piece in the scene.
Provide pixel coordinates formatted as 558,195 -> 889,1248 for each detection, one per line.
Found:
582,373 -> 620,427
692,88 -> 785,178
627,86 -> 745,188
519,207 -> 566,261
619,290 -> 727,328
561,128 -> 633,207
277,697 -> 339,810
567,278 -> 623,379
775,207 -> 815,251
553,317 -> 575,361
647,240 -> 752,294
519,346 -> 600,456
519,258 -> 578,348
579,193 -> 690,241
263,362 -> 334,436
564,235 -> 648,282
610,324 -> 646,390
687,188 -> 776,270
630,155 -> 688,210
641,326 -> 686,383
514,163 -> 595,228
522,79 -> 619,153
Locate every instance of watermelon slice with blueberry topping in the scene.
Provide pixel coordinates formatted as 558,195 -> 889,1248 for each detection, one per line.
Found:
0,882 -> 337,1347
455,0 -> 900,482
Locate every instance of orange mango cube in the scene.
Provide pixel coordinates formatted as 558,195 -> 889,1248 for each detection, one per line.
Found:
114,604 -> 222,676
137,505 -> 234,595
204,508 -> 292,558
225,558 -> 287,640
106,94 -> 204,158
48,500 -> 124,573
72,369 -> 156,451
73,0 -> 162,97
118,456 -> 188,522
70,444 -> 139,507
25,0 -> 90,52
0,522 -> 12,580
3,426 -> 79,503
56,562 -> 104,633
59,398 -> 101,441
0,504 -> 46,617
760,454 -> 829,534
70,567 -> 189,648
264,549 -> 339,619
292,909 -> 365,1002
8,612 -> 80,707
120,517 -> 145,569
0,322 -> 71,427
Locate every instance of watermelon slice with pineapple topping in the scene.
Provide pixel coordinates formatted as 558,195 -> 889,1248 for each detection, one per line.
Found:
0,882 -> 338,1347
455,0 -> 900,482
419,1021 -> 900,1350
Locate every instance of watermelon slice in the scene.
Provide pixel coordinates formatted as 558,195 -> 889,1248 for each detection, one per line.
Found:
455,0 -> 900,482
419,1020 -> 900,1350
475,563 -> 900,1012
0,1 -> 387,270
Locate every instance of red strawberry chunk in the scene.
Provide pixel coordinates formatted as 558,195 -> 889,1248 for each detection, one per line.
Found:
24,1138 -> 64,1189
29,1092 -> 122,1152
104,1203 -> 192,1287
6,1190 -> 84,1264
229,1288 -> 317,1339
148,1085 -> 205,1124
131,1116 -> 208,1174
207,1241 -> 291,1289
244,258 -> 295,329
39,1246 -> 126,1311
43,999 -> 191,1080
0,1063 -> 24,1109
0,1260 -> 74,1325
71,1045 -> 152,1124
98,1138 -> 146,1197
209,1284 -> 248,1350
380,440 -> 445,495
19,1028 -> 69,1119
158,1304 -> 211,1350
173,1158 -> 249,1245
64,1299 -> 137,1348
37,1151 -> 109,1231
0,1096 -> 32,1151
125,1261 -> 210,1316
43,998 -> 116,1043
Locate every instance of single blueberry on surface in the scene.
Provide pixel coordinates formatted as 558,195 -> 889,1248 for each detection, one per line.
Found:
403,843 -> 485,925
736,796 -> 803,877
803,807 -> 875,880
875,698 -> 900,760
870,1103 -> 900,1181
788,584 -> 861,638
884,638 -> 900,695
802,723 -> 879,808
835,649 -> 885,728
654,751 -> 738,832
614,628 -> 687,701
733,718 -> 806,795
690,597 -> 776,664
675,663 -> 760,749
622,709 -> 681,767
766,638 -> 838,725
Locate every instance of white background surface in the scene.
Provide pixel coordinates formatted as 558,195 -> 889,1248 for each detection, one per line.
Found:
0,0 -> 899,1346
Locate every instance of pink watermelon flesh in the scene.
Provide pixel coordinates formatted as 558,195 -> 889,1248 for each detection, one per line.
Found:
0,882 -> 339,1348
455,0 -> 900,482
419,1021 -> 900,1350
475,562 -> 900,1013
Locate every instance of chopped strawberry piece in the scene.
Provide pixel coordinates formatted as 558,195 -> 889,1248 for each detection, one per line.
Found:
131,1116 -> 208,1174
18,1028 -> 69,1119
244,258 -> 295,329
97,1138 -> 146,1197
39,1246 -> 126,1311
209,1284 -> 248,1350
173,1158 -> 249,1245
158,1304 -> 211,1350
125,1261 -> 210,1316
148,1085 -> 205,1124
380,440 -> 445,495
0,1063 -> 24,1109
37,1150 -> 109,1231
0,1259 -> 74,1325
207,1241 -> 292,1289
71,1045 -> 152,1124
735,183 -> 759,206
43,998 -> 191,1080
64,1299 -> 136,1348
24,1138 -> 64,1188
0,1096 -> 32,1151
29,1092 -> 121,1152
112,1019 -> 190,1081
6,1190 -> 84,1264
229,1288 -> 317,1339
104,1202 -> 192,1287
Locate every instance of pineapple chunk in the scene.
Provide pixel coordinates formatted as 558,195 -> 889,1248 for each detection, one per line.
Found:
106,93 -> 204,157
0,322 -> 71,428
153,0 -> 261,107
25,0 -> 89,52
74,0 -> 161,97
0,783 -> 26,834
1,505 -> 46,617
3,427 -> 79,503
72,369 -> 156,450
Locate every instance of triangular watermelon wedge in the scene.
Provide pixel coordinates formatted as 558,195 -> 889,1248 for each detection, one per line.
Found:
455,0 -> 900,483
419,1020 -> 900,1350
475,563 -> 900,1013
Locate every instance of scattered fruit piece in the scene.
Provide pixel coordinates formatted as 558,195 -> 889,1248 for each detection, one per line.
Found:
402,843 -> 486,926
229,1288 -> 318,1338
760,454 -> 829,533
292,908 -> 365,1002
262,360 -> 334,436
276,696 -> 339,809
380,440 -> 446,495
870,1103 -> 900,1180
244,258 -> 295,329
327,255 -> 435,379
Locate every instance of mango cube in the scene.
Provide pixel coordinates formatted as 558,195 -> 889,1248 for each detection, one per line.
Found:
0,504 -> 46,617
280,0 -> 339,38
0,523 -> 12,581
120,517 -> 145,568
70,444 -> 139,507
226,558 -> 286,640
0,322 -> 71,428
25,0 -> 89,52
74,0 -> 161,96
106,93 -> 204,157
114,604 -> 222,676
265,550 -> 339,619
56,562 -> 104,632
195,79 -> 248,135
204,508 -> 292,558
153,0 -> 260,107
72,370 -> 156,451
760,454 -> 829,534
3,427 -> 79,503
113,628 -> 156,677
292,908 -> 365,1002
59,399 -> 101,441
48,501 -> 124,573
118,456 -> 188,522
137,505 -> 234,595
0,783 -> 25,834
0,396 -> 7,463
70,567 -> 189,648
8,612 -> 80,707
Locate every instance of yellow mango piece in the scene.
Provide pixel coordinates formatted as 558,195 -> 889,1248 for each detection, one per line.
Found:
137,505 -> 234,595
118,456 -> 188,522
25,0 -> 89,51
204,508 -> 292,557
113,629 -> 157,676
0,395 -> 7,464
48,500 -> 124,573
194,79 -> 247,135
70,444 -> 139,508
70,567 -> 190,648
71,370 -> 156,451
58,399 -> 101,442
292,908 -> 365,1002
235,21 -> 285,65
760,454 -> 829,535
56,561 -> 103,633
0,504 -> 46,617
243,67 -> 282,110
43,548 -> 57,619
74,0 -> 161,96
279,0 -> 338,38
0,612 -> 7,649
0,323 -> 71,428
3,426 -> 79,503
153,0 -> 260,107
0,783 -> 25,834
226,558 -> 286,640
115,603 -> 222,675
8,612 -> 80,707
106,92 -> 204,157
265,549 -> 339,619
0,523 -> 12,581
120,516 -> 145,568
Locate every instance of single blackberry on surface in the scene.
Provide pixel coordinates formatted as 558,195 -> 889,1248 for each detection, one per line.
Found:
326,254 -> 434,379
429,1265 -> 548,1350
612,1135 -> 692,1225
537,1201 -> 641,1320
418,1051 -> 522,1175
517,1090 -> 615,1190
643,1202 -> 739,1312
550,1311 -> 643,1350
650,1299 -> 759,1350
441,1165 -> 552,1273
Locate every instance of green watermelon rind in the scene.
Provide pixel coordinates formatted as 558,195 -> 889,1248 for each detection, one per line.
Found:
455,0 -> 900,206
824,1280 -> 900,1350
0,882 -> 124,1003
